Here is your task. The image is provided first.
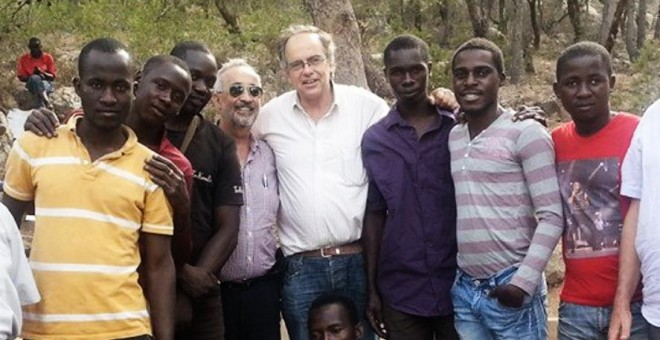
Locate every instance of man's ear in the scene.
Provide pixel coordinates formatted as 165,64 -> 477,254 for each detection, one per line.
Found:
552,81 -> 559,98
73,77 -> 81,97
609,74 -> 616,90
499,72 -> 506,87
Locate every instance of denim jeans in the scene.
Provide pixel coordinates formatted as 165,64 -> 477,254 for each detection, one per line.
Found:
559,301 -> 648,340
26,74 -> 53,107
451,266 -> 548,340
281,253 -> 375,340
647,318 -> 660,340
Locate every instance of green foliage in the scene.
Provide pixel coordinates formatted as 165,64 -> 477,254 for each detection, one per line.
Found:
3,0 -> 307,83
611,40 -> 660,114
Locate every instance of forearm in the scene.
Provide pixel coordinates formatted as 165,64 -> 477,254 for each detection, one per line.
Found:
513,131 -> 563,294
194,205 -> 240,273
511,214 -> 563,294
363,209 -> 385,295
171,207 -> 192,270
1,195 -> 30,226
144,243 -> 176,339
614,199 -> 641,306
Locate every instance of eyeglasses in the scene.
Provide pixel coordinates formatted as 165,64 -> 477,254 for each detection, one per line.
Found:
286,55 -> 327,72
225,84 -> 263,98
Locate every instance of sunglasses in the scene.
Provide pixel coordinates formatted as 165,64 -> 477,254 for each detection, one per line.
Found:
226,84 -> 263,98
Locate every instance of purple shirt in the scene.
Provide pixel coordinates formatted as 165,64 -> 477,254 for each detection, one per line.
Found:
220,136 -> 279,282
361,106 -> 457,317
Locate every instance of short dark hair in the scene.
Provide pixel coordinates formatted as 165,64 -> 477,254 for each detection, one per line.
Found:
383,34 -> 429,66
142,55 -> 190,78
78,38 -> 130,76
170,41 -> 212,60
28,37 -> 41,47
308,294 -> 359,327
556,41 -> 612,80
451,38 -> 505,76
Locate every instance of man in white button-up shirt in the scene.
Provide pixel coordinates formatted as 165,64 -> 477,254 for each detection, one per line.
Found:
610,99 -> 660,340
253,25 -> 389,340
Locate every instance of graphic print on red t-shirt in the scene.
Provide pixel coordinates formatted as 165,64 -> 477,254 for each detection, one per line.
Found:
558,158 -> 622,258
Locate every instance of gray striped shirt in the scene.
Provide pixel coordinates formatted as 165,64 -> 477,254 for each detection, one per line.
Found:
449,111 -> 563,294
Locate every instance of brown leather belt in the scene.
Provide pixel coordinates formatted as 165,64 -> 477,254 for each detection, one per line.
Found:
297,241 -> 363,258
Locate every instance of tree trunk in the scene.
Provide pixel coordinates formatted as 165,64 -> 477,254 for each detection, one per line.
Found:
599,0 -> 616,44
304,0 -> 369,88
635,0 -> 646,49
499,0 -> 508,34
214,0 -> 241,34
655,1 -> 660,39
624,0 -> 639,61
466,0 -> 491,37
567,0 -> 584,41
362,53 -> 392,99
509,0 -> 525,84
605,0 -> 629,51
527,0 -> 540,49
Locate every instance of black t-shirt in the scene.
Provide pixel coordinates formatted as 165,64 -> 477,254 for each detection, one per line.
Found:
167,115 -> 244,261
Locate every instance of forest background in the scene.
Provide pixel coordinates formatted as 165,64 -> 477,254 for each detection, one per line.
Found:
0,0 -> 659,119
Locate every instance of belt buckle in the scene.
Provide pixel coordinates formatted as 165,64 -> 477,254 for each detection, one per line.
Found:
320,247 -> 340,258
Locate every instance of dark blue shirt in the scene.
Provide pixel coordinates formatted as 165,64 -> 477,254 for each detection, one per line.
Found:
361,105 -> 457,317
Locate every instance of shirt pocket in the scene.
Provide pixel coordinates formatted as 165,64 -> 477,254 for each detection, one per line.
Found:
339,144 -> 367,186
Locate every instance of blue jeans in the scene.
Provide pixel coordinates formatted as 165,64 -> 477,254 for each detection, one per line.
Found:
281,253 -> 374,340
26,74 -> 53,107
559,301 -> 648,340
451,266 -> 548,340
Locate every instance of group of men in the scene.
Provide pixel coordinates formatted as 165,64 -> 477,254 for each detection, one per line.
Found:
1,22 -> 660,340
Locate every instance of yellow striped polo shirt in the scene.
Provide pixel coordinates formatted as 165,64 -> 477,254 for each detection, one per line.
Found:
3,116 -> 173,339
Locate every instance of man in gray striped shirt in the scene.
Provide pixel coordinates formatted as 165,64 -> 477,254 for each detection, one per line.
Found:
448,38 -> 563,340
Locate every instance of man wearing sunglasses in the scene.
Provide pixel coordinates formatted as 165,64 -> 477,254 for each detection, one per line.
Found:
211,59 -> 282,340
252,24 -> 390,340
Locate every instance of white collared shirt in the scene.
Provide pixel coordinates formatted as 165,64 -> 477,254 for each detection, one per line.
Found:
254,83 -> 389,255
621,99 -> 660,326
0,204 -> 40,339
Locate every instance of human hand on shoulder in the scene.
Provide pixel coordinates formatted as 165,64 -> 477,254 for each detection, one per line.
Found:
145,154 -> 189,210
511,105 -> 548,127
24,107 -> 60,138
429,87 -> 460,114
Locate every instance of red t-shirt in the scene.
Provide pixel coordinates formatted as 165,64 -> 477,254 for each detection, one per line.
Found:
17,52 -> 57,79
552,112 -> 641,306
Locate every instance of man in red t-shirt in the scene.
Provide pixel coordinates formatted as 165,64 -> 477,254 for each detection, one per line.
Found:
16,37 -> 56,109
552,41 -> 646,339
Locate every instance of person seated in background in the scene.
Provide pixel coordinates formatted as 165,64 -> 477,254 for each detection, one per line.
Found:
16,37 -> 56,109
308,295 -> 364,340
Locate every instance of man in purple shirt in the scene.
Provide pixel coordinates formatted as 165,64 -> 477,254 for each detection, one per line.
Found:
361,34 -> 459,340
